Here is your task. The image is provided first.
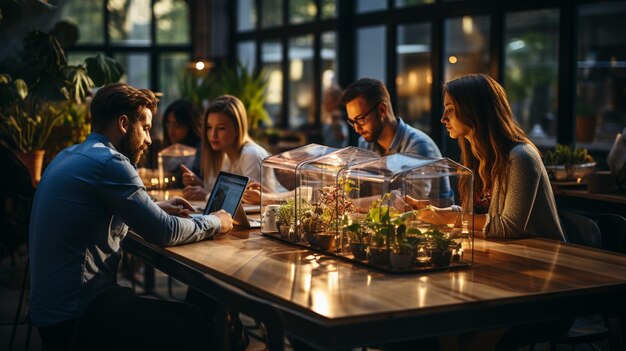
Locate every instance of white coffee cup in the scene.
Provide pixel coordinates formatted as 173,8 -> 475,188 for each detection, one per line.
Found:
262,204 -> 280,233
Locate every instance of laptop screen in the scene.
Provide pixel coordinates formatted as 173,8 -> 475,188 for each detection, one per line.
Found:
203,172 -> 249,216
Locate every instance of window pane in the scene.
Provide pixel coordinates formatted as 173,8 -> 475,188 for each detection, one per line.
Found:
238,41 -> 257,74
321,0 -> 337,19
155,0 -> 190,44
289,35 -> 314,128
159,52 -> 189,113
505,9 -> 559,148
397,23 -> 432,134
321,32 -> 338,90
290,0 -> 316,24
61,1 -> 104,44
357,0 -> 387,13
262,0 -> 283,28
108,0 -> 151,45
262,41 -> 283,125
357,26 -> 386,82
577,2 -> 626,149
115,53 -> 151,89
237,0 -> 257,31
157,52 -> 189,141
396,0 -> 435,7
444,16 -> 490,81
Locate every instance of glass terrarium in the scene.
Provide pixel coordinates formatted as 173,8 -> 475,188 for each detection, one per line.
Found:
260,144 -> 379,247
336,153 -> 474,272
157,143 -> 197,189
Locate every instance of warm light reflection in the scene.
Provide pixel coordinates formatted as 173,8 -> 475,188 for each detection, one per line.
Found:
367,274 -> 372,286
396,76 -> 404,86
328,271 -> 339,291
322,69 -> 335,88
462,16 -> 473,34
449,56 -> 458,64
267,70 -> 283,104
408,71 -> 418,90
311,290 -> 330,315
426,70 -> 432,85
290,59 -> 303,81
303,272 -> 312,293
290,263 -> 296,283
195,61 -> 205,71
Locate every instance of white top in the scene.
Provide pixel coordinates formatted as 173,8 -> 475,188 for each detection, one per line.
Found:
204,140 -> 270,191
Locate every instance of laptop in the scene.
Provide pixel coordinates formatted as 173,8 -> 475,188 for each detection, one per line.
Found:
190,171 -> 261,228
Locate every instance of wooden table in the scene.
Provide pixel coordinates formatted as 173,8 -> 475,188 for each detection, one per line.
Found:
122,226 -> 626,349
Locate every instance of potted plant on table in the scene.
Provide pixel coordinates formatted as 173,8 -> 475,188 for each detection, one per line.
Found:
543,144 -> 595,181
425,228 -> 457,267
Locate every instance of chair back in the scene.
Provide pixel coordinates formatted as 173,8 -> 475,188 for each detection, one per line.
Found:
577,212 -> 626,254
559,211 -> 602,248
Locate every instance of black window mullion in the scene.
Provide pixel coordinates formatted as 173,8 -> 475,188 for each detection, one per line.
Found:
431,17 -> 445,153
557,2 -> 577,147
281,36 -> 289,128
313,32 -> 322,127
150,0 -> 158,92
387,20 -> 397,115
489,10 -> 504,82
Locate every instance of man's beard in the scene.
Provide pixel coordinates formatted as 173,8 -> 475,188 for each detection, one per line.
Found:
120,126 -> 145,165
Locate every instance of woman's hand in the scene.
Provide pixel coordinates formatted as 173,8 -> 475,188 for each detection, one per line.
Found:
416,205 -> 458,226
158,197 -> 194,217
183,185 -> 209,201
242,181 -> 261,204
180,164 -> 202,187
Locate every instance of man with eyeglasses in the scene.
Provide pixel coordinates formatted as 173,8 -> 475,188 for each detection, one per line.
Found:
342,78 -> 453,209
342,78 -> 442,158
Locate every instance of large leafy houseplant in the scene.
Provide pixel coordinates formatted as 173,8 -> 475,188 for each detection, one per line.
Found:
0,29 -> 124,154
179,62 -> 272,137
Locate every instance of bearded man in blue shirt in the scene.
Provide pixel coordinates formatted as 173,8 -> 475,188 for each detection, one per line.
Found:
29,83 -> 233,350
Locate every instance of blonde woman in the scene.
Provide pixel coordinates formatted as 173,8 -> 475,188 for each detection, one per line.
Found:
181,95 -> 269,202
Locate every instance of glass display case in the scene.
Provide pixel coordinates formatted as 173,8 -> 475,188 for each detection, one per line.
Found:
260,144 -> 379,244
157,143 -> 197,189
262,147 -> 474,273
337,154 -> 474,272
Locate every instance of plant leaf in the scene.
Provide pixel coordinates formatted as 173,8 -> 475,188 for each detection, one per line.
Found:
85,54 -> 125,86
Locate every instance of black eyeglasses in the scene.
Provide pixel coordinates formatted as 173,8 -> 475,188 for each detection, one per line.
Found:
347,102 -> 381,128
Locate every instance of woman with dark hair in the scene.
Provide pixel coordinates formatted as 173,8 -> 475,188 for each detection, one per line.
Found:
181,95 -> 269,202
418,73 -> 564,241
162,99 -> 201,148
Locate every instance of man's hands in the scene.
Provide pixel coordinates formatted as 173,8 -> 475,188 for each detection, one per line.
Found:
210,209 -> 233,234
158,197 -> 194,217
180,164 -> 209,200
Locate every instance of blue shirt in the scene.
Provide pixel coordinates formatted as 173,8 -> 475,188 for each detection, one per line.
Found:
29,133 -> 221,327
358,118 -> 453,206
358,117 -> 442,158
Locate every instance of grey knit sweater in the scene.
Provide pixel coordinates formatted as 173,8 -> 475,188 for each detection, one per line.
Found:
486,143 -> 565,241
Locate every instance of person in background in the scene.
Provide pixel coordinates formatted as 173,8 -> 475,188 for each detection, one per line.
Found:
162,99 -> 202,149
342,77 -> 442,158
159,99 -> 202,187
181,95 -> 270,203
418,73 -> 565,241
321,84 -> 349,148
29,83 -> 233,351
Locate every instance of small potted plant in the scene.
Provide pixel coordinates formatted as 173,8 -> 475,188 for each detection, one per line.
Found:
344,221 -> 370,260
302,207 -> 331,249
276,199 -> 295,239
426,228 -> 457,267
390,224 -> 416,271
543,144 -> 595,181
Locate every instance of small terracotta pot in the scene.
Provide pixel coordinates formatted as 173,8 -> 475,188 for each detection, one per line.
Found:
17,150 -> 45,187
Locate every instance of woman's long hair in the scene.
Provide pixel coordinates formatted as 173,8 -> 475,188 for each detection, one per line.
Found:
201,95 -> 250,181
443,74 -> 536,205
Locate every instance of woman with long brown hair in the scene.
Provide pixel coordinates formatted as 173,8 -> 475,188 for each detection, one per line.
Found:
420,73 -> 564,240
